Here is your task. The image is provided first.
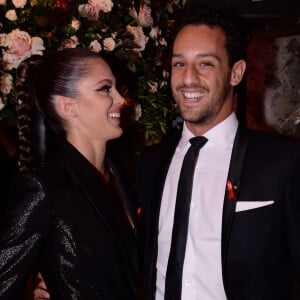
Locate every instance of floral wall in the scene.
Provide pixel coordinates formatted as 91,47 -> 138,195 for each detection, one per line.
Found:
1,0 -> 300,149
0,0 -> 188,147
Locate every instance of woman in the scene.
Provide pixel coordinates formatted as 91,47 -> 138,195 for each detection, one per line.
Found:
0,48 -> 139,299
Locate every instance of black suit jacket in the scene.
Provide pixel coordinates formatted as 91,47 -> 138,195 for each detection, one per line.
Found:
137,126 -> 300,300
0,138 -> 139,299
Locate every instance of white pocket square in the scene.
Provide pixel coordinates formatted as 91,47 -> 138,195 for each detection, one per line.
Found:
235,201 -> 274,212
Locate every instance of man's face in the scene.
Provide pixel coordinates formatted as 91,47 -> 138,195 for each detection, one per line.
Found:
171,24 -> 236,135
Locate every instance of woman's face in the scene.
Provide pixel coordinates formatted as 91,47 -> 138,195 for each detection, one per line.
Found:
69,57 -> 125,143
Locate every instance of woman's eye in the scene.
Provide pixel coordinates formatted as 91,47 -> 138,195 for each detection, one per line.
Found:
97,85 -> 111,93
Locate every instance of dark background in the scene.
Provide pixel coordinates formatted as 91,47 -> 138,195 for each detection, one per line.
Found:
191,0 -> 299,17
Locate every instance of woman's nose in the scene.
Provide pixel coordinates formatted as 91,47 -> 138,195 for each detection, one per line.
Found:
113,89 -> 125,106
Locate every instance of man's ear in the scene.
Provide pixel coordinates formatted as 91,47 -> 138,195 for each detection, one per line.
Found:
230,59 -> 246,86
55,96 -> 77,118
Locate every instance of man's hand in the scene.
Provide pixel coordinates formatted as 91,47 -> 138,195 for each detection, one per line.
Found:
33,272 -> 50,300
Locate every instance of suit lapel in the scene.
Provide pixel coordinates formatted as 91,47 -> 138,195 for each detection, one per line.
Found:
221,125 -> 248,292
147,134 -> 180,294
55,139 -> 134,250
108,157 -> 138,230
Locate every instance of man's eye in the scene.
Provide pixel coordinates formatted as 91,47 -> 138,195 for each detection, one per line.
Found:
172,62 -> 184,67
199,62 -> 213,67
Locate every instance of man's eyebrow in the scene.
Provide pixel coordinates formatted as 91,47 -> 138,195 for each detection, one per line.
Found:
171,53 -> 221,62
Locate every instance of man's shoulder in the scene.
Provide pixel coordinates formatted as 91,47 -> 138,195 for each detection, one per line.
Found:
139,133 -> 181,160
247,128 -> 300,145
246,128 -> 300,157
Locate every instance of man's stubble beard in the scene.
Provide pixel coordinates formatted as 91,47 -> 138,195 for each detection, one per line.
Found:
176,76 -> 232,127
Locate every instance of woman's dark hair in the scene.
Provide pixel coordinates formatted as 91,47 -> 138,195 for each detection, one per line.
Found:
15,47 -> 103,172
170,6 -> 250,68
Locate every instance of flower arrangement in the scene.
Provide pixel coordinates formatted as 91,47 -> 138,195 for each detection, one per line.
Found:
0,0 -> 187,144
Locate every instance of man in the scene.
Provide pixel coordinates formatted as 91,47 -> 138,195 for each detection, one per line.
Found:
137,6 -> 300,300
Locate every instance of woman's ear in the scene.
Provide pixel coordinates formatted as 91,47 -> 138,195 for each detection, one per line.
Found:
55,96 -> 77,118
230,59 -> 246,86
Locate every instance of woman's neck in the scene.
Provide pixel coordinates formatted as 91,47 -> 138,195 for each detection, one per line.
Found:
66,135 -> 107,174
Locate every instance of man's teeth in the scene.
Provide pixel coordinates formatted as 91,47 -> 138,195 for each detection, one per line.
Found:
108,112 -> 120,118
183,92 -> 205,99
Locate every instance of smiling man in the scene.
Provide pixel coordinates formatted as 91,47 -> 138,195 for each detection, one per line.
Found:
137,6 -> 300,300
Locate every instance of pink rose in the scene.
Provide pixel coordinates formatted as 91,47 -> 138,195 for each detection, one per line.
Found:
94,0 -> 113,13
5,9 -> 17,21
5,29 -> 31,57
12,0 -> 26,8
78,3 -> 99,20
71,19 -> 81,31
126,25 -> 148,52
103,37 -> 115,51
1,29 -> 44,69
79,0 -> 113,20
138,4 -> 153,27
149,27 -> 160,40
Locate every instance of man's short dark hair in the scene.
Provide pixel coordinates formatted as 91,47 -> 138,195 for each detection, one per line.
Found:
170,6 -> 250,67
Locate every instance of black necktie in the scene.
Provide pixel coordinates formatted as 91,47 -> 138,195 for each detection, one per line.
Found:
164,136 -> 208,300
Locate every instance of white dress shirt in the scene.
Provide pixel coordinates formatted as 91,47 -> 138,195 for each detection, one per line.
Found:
156,113 -> 238,300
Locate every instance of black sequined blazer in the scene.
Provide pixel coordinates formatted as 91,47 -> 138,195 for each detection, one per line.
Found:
0,138 -> 139,299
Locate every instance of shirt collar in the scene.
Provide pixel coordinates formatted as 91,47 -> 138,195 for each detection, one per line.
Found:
178,112 -> 238,152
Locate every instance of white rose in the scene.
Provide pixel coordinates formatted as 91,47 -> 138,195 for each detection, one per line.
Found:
89,40 -> 102,53
71,19 -> 80,31
31,36 -> 45,55
0,72 -> 13,95
12,0 -> 26,8
5,9 -> 17,21
103,37 -> 115,51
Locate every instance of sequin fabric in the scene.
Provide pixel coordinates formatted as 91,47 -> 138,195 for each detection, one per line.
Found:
0,139 -> 139,299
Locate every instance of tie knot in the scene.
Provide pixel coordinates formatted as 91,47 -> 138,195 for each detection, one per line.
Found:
189,136 -> 208,149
